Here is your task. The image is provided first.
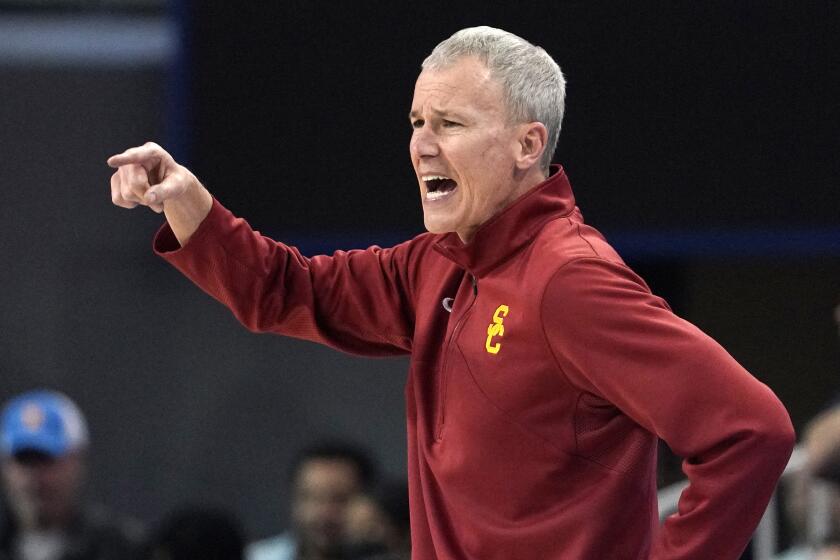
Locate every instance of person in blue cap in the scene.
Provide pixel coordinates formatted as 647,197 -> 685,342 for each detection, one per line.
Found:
0,390 -> 145,560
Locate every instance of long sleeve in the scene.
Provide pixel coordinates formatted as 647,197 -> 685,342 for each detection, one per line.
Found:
154,198 -> 419,357
540,257 -> 795,559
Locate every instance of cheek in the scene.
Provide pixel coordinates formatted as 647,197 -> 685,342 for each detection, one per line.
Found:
483,141 -> 513,167
460,141 -> 507,179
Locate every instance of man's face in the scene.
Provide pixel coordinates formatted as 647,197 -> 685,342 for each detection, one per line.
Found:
1,451 -> 85,529
291,458 -> 361,556
410,56 -> 531,243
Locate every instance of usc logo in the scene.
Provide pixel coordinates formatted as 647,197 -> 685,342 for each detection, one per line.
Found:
485,304 -> 509,355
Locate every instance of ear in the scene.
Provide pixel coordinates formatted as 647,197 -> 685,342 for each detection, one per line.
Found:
514,122 -> 548,170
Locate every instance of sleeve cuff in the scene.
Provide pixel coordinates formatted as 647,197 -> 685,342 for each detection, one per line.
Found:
152,197 -> 226,256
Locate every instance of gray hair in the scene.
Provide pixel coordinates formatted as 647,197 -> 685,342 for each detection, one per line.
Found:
422,26 -> 566,173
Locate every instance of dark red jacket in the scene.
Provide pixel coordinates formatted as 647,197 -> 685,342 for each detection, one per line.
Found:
155,168 -> 794,559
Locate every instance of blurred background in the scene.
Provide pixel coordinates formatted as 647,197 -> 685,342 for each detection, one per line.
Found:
0,0 -> 837,552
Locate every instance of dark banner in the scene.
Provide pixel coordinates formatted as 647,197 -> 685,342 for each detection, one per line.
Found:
191,2 -> 839,237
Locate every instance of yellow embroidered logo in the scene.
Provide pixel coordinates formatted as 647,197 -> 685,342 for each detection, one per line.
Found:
485,304 -> 509,355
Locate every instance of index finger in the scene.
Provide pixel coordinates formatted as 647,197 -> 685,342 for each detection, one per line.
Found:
106,142 -> 165,169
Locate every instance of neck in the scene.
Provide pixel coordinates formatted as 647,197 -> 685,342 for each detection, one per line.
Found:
456,165 -> 549,244
522,162 -> 550,185
505,165 -> 552,212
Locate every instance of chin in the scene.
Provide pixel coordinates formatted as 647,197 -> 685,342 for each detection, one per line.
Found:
423,216 -> 457,235
424,223 -> 453,235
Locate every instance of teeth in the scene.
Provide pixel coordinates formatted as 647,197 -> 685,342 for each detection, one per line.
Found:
422,175 -> 451,182
426,190 -> 452,201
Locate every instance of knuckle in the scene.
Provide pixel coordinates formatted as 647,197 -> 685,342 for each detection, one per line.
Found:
129,171 -> 146,186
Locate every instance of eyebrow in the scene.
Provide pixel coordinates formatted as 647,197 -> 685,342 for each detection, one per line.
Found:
408,108 -> 462,121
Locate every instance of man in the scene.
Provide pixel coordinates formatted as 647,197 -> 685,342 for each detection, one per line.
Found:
0,390 -> 144,560
789,405 -> 840,559
247,442 -> 376,560
108,26 -> 795,559
800,303 -> 840,488
778,303 -> 840,559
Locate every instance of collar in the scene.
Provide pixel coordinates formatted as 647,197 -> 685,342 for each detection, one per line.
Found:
432,165 -> 576,277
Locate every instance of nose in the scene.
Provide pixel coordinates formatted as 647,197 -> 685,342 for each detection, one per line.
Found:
410,126 -> 439,160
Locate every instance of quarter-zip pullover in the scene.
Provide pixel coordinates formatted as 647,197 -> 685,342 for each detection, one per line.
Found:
154,167 -> 794,559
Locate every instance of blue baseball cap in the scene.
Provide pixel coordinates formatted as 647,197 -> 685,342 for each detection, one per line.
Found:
1,391 -> 89,457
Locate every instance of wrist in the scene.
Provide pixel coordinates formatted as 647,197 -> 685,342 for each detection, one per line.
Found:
162,175 -> 213,247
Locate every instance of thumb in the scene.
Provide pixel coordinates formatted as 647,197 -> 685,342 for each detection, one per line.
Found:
144,172 -> 189,205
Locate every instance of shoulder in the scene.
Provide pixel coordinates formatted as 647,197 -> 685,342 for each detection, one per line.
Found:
377,231 -> 455,294
523,215 -> 652,307
390,231 -> 439,259
539,255 -> 661,323
534,213 -> 627,270
535,247 -> 670,343
341,231 -> 440,264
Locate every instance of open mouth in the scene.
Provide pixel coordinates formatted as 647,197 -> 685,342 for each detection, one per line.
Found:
423,175 -> 458,201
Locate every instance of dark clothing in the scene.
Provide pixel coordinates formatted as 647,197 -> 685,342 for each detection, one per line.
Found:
0,505 -> 144,560
157,167 -> 795,559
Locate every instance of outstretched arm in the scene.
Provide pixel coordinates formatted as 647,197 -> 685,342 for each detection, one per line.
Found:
107,142 -> 418,356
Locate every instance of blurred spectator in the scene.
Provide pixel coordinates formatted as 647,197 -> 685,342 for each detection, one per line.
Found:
0,390 -> 144,560
806,406 -> 840,486
782,409 -> 840,559
344,480 -> 409,560
247,441 -> 376,560
808,301 -> 840,485
814,545 -> 840,560
147,506 -> 244,560
779,304 -> 840,559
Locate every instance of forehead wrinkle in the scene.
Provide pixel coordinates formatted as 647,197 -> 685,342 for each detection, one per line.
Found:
411,83 -> 456,113
411,58 -> 508,121
411,87 -> 492,120
409,107 -> 462,120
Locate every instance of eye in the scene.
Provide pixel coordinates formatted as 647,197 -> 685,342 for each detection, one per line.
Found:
442,119 -> 461,128
411,119 -> 424,129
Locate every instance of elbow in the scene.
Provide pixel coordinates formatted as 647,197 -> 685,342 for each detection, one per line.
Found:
753,398 -> 797,467
770,415 -> 796,461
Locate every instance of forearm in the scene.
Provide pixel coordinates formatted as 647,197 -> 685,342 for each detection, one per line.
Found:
652,397 -> 794,558
155,199 -> 415,356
